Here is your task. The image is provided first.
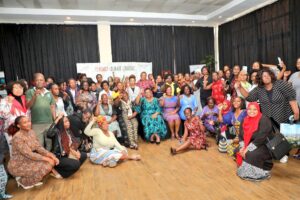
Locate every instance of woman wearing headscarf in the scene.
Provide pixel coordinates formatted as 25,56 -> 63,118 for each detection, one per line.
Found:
84,116 -> 141,168
237,102 -> 273,181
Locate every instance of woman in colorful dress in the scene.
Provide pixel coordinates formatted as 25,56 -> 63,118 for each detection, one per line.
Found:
7,116 -> 60,189
0,80 -> 30,155
136,72 -> 154,96
200,97 -> 219,133
84,116 -> 141,167
95,93 -> 122,138
160,86 -> 181,139
211,72 -> 225,105
135,88 -> 167,144
237,102 -> 273,181
179,85 -> 198,121
76,81 -> 97,111
120,91 -> 139,149
170,108 -> 207,155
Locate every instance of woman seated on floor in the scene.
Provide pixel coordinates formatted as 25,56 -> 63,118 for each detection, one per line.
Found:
47,113 -> 87,178
237,102 -> 273,181
7,116 -> 60,189
170,108 -> 207,155
84,116 -> 141,168
94,93 -> 122,139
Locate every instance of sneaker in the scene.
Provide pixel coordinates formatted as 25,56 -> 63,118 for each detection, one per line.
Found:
0,194 -> 13,199
280,155 -> 289,163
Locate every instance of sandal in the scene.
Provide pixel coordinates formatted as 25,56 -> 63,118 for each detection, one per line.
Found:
170,147 -> 177,155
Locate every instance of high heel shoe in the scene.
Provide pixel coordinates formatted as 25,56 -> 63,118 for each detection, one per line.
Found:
155,141 -> 160,145
16,177 -> 34,190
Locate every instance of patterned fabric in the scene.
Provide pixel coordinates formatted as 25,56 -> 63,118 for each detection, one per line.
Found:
230,78 -> 238,99
184,116 -> 206,149
211,80 -> 225,105
140,98 -> 167,141
136,80 -> 154,96
237,161 -> 270,180
0,164 -> 8,196
7,131 -> 53,187
76,91 -> 97,110
120,100 -> 138,146
162,96 -> 180,122
90,148 -> 124,166
200,105 -> 219,133
98,104 -> 122,137
179,95 -> 198,120
246,80 -> 296,124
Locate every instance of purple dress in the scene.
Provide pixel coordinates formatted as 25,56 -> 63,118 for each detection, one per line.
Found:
200,105 -> 219,133
162,96 -> 180,122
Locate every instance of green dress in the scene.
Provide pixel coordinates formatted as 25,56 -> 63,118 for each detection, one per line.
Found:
140,97 -> 167,141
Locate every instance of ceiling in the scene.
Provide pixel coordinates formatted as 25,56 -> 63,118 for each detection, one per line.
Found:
0,0 -> 278,26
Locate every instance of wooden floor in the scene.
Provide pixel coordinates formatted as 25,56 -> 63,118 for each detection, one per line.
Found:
7,138 -> 300,200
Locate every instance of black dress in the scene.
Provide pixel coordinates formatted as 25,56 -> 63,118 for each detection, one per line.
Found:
237,115 -> 273,179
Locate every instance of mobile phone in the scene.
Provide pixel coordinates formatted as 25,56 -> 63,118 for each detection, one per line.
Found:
277,57 -> 282,65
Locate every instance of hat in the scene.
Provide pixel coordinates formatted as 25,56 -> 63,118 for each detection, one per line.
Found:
96,115 -> 107,126
218,138 -> 228,153
112,91 -> 120,100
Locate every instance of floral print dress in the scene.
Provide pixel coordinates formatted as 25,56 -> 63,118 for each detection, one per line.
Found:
184,116 -> 206,149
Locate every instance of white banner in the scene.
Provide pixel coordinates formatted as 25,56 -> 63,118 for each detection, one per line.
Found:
76,62 -> 152,82
189,64 -> 206,73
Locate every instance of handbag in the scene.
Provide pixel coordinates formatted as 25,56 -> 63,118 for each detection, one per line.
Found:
280,122 -> 300,148
266,118 -> 291,160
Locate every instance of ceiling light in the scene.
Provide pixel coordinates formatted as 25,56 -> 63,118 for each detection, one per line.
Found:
66,16 -> 71,20
218,16 -> 222,19
192,21 -> 195,23
129,18 -> 134,22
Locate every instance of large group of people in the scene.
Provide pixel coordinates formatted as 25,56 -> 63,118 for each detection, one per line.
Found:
0,57 -> 300,198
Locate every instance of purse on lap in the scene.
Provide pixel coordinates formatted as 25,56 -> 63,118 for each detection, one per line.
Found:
266,118 -> 291,160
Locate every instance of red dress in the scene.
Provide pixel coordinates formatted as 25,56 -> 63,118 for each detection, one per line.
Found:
211,80 -> 225,105
184,117 -> 206,149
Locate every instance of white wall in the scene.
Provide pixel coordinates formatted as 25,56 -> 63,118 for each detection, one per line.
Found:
97,22 -> 112,63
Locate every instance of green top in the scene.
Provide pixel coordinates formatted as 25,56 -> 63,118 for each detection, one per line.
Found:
26,88 -> 55,124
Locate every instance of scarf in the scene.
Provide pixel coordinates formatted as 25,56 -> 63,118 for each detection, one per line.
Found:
222,100 -> 231,115
236,102 -> 262,166
10,94 -> 27,116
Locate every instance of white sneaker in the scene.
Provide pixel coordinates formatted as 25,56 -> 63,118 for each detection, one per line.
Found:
280,155 -> 289,163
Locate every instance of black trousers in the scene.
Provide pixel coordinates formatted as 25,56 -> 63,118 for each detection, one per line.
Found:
54,152 -> 87,178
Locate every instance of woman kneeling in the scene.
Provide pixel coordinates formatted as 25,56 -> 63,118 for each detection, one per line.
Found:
84,116 -> 141,167
8,116 -> 59,189
237,102 -> 273,181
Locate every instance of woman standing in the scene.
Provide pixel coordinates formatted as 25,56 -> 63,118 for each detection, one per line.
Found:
211,72 -> 225,105
239,67 -> 299,124
120,91 -> 139,149
8,116 -> 59,189
84,116 -> 141,167
136,72 -> 154,96
47,114 -> 87,178
237,102 -> 273,181
170,108 -> 206,155
76,81 -> 97,111
126,75 -> 141,103
160,86 -> 181,139
50,83 -> 67,116
179,85 -> 198,121
230,65 -> 241,99
98,81 -> 113,101
0,81 -> 30,153
136,88 -> 167,144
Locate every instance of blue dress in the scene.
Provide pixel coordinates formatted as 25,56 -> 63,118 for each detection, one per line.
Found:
179,95 -> 198,120
140,97 -> 167,141
223,110 -> 247,135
